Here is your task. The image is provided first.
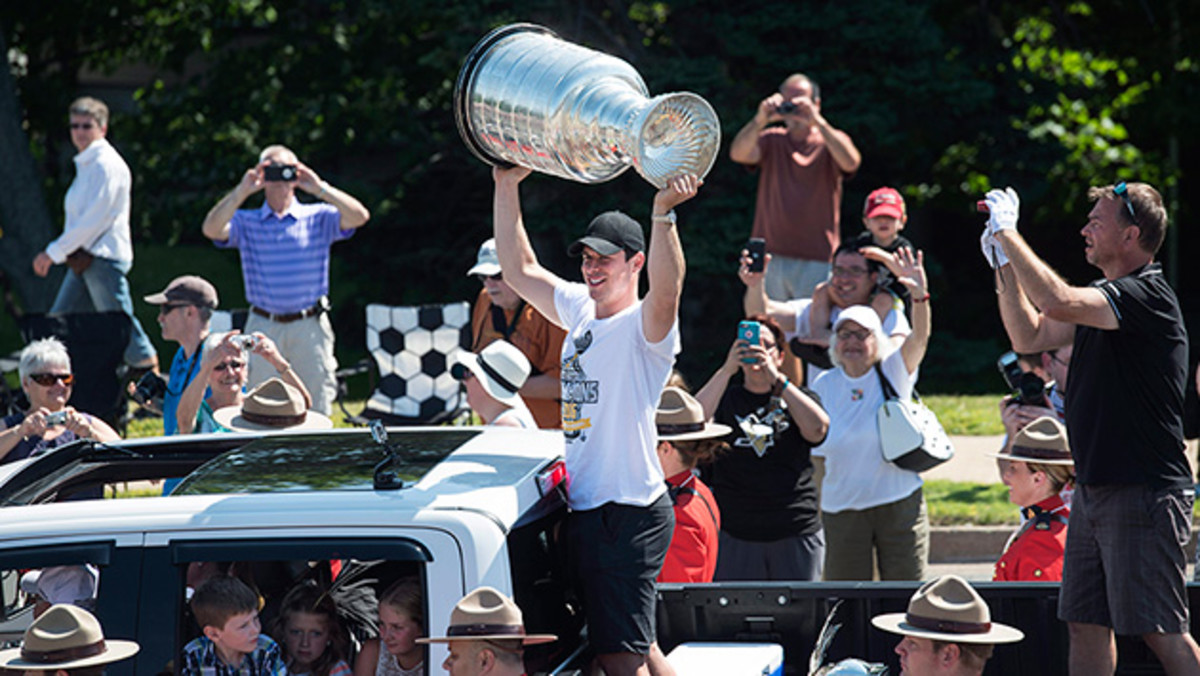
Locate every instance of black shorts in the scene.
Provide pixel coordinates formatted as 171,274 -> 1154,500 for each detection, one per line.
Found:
569,492 -> 674,655
1058,483 -> 1194,634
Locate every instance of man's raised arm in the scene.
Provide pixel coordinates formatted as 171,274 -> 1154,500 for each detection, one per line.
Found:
492,166 -> 563,326
642,175 -> 700,344
202,167 -> 261,242
985,188 -> 1107,352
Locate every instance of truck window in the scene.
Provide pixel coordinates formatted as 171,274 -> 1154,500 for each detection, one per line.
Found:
0,541 -> 141,676
170,540 -> 432,676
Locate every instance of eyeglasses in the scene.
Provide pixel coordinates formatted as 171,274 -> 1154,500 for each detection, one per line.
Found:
1113,182 -> 1139,226
214,361 -> 245,372
158,303 -> 191,316
832,266 -> 869,278
29,373 -> 74,386
477,273 -> 503,282
835,328 -> 872,342
450,363 -> 475,381
69,122 -> 94,130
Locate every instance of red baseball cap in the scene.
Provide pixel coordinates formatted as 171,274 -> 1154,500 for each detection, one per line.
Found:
864,187 -> 906,220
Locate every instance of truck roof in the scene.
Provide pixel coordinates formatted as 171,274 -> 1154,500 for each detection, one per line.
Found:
0,426 -> 566,543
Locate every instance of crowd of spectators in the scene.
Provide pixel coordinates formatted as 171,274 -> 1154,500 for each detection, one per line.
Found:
15,73 -> 1200,674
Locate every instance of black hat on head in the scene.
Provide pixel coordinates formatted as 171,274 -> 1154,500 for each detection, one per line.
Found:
568,211 -> 645,257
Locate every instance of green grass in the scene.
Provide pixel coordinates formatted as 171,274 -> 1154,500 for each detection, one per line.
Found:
925,479 -> 1017,526
924,395 -> 1005,436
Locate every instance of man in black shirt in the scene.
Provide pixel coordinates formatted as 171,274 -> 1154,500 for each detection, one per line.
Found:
694,314 -> 829,580
983,182 -> 1197,673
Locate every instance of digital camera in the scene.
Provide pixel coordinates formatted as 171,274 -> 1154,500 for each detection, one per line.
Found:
132,372 -> 168,408
230,334 -> 260,351
777,101 -> 798,115
44,410 -> 68,427
263,164 -> 298,182
997,351 -> 1047,406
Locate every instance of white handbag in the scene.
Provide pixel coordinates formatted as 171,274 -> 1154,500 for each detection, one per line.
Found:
874,364 -> 954,472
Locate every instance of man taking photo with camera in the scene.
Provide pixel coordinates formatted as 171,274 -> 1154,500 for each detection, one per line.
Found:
201,145 -> 370,415
982,183 -> 1197,674
729,73 -> 860,300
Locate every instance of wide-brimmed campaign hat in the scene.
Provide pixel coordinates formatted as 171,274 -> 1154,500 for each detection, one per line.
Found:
988,416 -> 1073,466
213,378 -> 333,432
451,341 -> 530,406
871,574 -> 1024,645
417,586 -> 556,645
656,387 -> 731,442
0,604 -> 140,670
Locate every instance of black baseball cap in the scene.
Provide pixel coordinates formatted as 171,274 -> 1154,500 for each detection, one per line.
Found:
567,211 -> 645,257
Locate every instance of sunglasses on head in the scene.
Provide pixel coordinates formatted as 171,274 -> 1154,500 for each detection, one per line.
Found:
29,373 -> 74,386
1113,181 -> 1139,226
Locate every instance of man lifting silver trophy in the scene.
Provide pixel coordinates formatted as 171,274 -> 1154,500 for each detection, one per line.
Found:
455,23 -> 720,188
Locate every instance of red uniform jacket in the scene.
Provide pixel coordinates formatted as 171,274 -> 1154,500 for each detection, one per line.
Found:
658,470 -> 721,583
994,494 -> 1069,582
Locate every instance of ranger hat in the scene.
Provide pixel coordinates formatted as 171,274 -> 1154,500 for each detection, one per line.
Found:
418,586 -> 556,645
871,574 -> 1024,645
213,378 -> 333,432
656,387 -> 731,442
0,604 -> 140,670
988,416 -> 1074,466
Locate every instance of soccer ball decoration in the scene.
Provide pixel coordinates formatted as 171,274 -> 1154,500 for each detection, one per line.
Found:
365,302 -> 471,423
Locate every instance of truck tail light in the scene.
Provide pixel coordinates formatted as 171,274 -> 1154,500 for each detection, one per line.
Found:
536,460 -> 568,498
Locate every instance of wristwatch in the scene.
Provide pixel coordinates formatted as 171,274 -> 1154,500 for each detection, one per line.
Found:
651,210 -> 677,225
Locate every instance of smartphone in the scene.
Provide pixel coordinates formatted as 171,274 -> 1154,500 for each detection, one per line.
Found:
737,320 -> 761,363
264,164 -> 298,182
746,238 -> 766,272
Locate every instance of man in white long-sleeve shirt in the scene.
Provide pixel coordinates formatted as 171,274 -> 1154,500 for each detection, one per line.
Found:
32,97 -> 157,369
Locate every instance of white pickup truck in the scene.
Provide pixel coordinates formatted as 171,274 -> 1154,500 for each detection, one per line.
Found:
0,426 -> 586,675
0,426 -> 1125,675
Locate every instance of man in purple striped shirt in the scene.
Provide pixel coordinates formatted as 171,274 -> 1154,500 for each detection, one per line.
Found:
202,145 -> 370,414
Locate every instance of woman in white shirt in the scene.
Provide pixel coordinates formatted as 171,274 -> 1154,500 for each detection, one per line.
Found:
810,248 -> 931,581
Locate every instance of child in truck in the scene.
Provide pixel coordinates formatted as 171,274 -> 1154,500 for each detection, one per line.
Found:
353,578 -> 425,676
183,576 -> 287,676
272,582 -> 353,676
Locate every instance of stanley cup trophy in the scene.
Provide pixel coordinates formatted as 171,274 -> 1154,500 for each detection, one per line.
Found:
454,23 -> 720,188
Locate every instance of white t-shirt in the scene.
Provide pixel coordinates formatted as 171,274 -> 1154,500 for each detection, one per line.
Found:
785,296 -> 911,382
810,348 -> 922,513
554,282 -> 679,510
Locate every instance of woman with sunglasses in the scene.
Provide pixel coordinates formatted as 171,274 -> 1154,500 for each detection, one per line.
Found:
176,331 -> 311,434
0,337 -> 120,464
809,247 -> 931,581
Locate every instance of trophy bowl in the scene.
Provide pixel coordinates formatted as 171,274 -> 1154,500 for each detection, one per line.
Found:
454,23 -> 720,189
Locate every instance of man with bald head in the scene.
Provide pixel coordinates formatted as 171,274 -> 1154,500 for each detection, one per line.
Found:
201,145 -> 370,415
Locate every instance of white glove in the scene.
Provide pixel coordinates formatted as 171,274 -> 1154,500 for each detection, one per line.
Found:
985,187 -> 1020,234
980,228 -> 1009,269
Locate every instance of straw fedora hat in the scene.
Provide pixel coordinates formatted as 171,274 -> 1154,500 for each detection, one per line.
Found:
417,586 -> 556,645
656,387 -> 731,442
451,341 -> 530,406
871,574 -> 1024,644
213,377 -> 333,432
0,604 -> 140,670
987,416 -> 1074,466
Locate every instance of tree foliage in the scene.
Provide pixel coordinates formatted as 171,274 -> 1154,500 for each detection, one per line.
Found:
3,0 -> 1198,390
